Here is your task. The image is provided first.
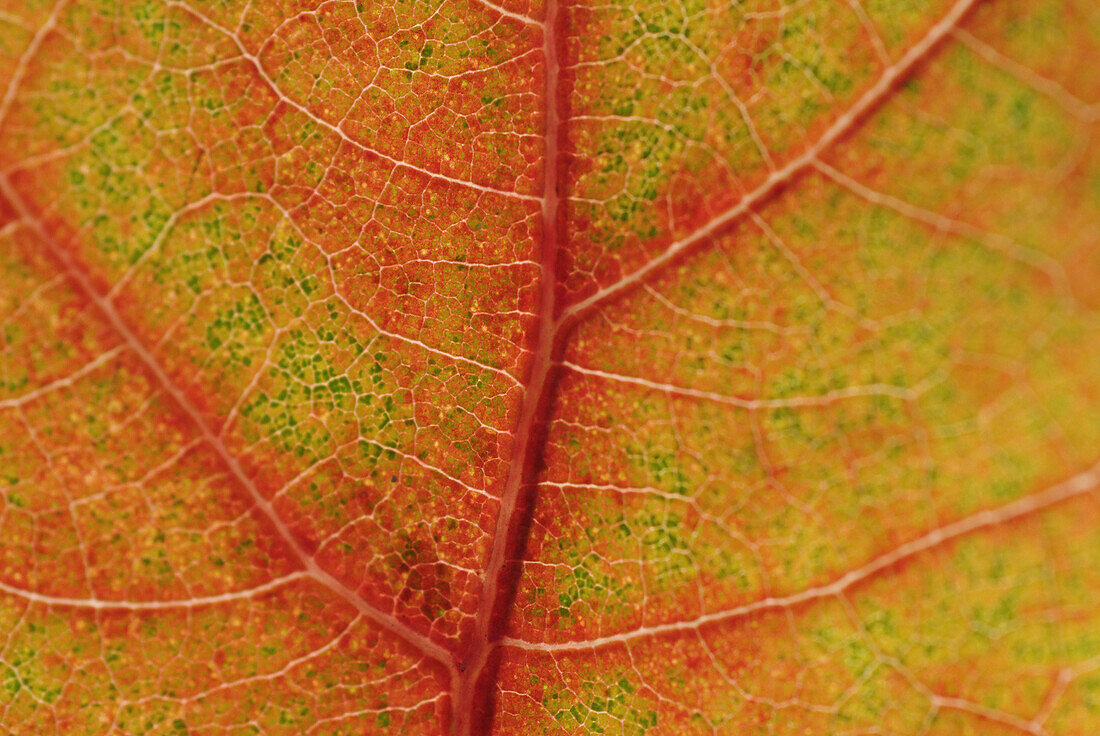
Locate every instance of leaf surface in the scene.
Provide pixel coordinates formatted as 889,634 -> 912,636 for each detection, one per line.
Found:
0,0 -> 1098,733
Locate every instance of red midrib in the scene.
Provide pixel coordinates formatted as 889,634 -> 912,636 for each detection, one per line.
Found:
451,0 -> 566,729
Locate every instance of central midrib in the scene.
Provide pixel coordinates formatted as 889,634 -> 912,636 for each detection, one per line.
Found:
450,0 -> 567,729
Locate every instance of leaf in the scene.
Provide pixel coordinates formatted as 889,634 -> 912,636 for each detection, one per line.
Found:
0,0 -> 1097,733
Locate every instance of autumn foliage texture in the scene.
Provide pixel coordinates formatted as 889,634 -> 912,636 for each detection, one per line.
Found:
0,0 -> 1098,733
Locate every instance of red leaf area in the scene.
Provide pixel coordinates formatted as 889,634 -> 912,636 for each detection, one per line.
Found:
0,0 -> 1098,733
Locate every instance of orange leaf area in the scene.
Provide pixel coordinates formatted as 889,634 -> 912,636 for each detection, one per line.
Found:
0,0 -> 1097,732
